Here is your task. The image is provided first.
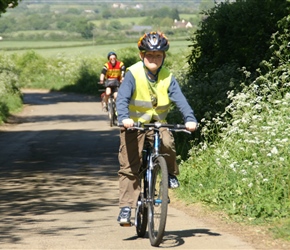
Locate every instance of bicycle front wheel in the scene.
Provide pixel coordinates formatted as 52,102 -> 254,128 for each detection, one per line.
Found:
107,98 -> 114,127
148,156 -> 168,247
136,173 -> 148,237
112,101 -> 118,126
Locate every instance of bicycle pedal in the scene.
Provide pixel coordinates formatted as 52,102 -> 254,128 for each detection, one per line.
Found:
154,198 -> 170,205
119,222 -> 133,227
154,199 -> 162,205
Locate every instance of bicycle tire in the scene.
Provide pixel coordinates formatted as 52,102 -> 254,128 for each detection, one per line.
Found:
148,156 -> 168,247
112,100 -> 118,126
136,173 -> 148,237
108,98 -> 114,127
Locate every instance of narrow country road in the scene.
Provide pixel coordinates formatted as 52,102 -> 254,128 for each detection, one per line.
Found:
0,89 -> 272,249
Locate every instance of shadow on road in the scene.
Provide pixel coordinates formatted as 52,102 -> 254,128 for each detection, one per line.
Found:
123,228 -> 221,248
23,91 -> 100,105
0,90 -> 121,245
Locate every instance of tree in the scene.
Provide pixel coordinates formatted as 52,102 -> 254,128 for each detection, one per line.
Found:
199,0 -> 215,11
0,0 -> 21,16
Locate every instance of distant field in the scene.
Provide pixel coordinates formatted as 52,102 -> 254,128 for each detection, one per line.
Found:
1,40 -> 192,58
91,16 -> 147,26
0,41 -> 90,49
91,15 -> 198,27
180,14 -> 199,20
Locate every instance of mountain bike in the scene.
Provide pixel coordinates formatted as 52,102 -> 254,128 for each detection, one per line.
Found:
121,122 -> 191,247
99,79 -> 120,127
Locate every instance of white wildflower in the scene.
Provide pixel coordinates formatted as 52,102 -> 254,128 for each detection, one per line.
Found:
271,146 -> 278,155
240,169 -> 247,175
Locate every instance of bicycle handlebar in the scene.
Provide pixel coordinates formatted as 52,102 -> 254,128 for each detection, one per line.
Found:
118,122 -> 191,134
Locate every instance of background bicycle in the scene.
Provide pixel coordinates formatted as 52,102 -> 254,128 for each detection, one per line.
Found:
107,92 -> 118,127
99,79 -> 120,127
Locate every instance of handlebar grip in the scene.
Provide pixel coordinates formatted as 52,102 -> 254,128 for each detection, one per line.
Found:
175,124 -> 186,129
117,122 -> 142,128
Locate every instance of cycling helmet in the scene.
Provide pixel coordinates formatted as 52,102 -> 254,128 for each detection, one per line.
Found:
138,31 -> 169,52
107,51 -> 117,60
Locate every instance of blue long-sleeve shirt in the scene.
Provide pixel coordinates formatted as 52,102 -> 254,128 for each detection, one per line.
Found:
116,69 -> 197,124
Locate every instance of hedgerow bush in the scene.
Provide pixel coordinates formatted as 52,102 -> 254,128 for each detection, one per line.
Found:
180,0 -> 290,150
0,53 -> 22,124
9,51 -> 104,94
177,15 -> 290,224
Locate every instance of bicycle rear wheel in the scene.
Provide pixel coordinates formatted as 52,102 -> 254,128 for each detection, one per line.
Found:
148,156 -> 168,247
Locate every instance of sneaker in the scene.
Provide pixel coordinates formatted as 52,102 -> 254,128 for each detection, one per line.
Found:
168,174 -> 180,189
117,207 -> 131,225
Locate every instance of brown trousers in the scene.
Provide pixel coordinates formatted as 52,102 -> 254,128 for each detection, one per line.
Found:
118,128 -> 178,208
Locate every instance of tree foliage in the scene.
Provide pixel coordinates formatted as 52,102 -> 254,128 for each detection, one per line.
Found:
189,0 -> 290,73
184,0 -> 290,122
0,0 -> 21,16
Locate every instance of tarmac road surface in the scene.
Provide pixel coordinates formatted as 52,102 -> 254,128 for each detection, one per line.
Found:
0,89 -> 257,249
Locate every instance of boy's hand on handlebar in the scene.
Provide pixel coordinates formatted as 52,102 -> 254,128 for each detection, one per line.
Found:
185,122 -> 198,132
122,118 -> 134,128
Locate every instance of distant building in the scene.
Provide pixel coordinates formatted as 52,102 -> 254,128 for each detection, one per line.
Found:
112,3 -> 127,9
133,4 -> 143,9
112,3 -> 142,9
84,10 -> 94,14
172,19 -> 193,29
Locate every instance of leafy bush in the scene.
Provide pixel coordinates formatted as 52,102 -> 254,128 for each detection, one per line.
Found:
60,58 -> 101,95
0,53 -> 22,123
177,15 -> 290,223
14,51 -> 48,87
10,51 -> 103,94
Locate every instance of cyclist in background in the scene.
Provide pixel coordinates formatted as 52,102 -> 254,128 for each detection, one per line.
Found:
100,52 -> 125,111
116,31 -> 198,225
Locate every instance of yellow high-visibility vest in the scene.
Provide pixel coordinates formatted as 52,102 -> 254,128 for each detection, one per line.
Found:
128,61 -> 172,123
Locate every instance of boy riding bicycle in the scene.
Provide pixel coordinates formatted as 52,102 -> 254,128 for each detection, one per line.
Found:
116,31 -> 198,225
100,52 -> 125,111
